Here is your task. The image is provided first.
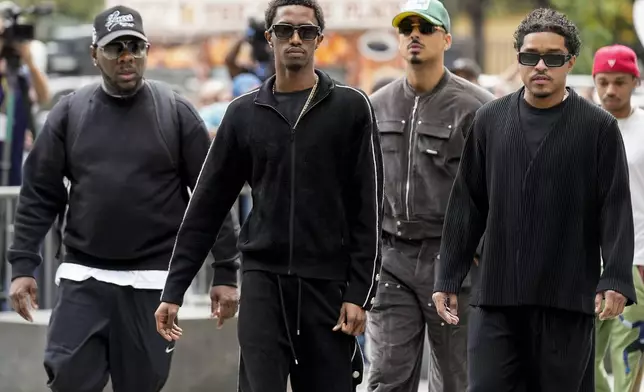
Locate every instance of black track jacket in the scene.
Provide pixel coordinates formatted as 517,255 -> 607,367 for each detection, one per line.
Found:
161,70 -> 384,309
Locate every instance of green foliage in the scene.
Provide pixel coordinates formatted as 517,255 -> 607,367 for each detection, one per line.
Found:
545,0 -> 637,74
486,0 -> 535,17
15,0 -> 100,22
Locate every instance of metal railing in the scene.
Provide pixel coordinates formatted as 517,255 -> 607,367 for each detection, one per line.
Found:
0,186 -> 251,311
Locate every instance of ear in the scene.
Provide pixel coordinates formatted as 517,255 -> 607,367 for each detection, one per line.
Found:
444,33 -> 452,51
315,33 -> 324,50
567,55 -> 576,73
264,30 -> 273,48
90,45 -> 97,65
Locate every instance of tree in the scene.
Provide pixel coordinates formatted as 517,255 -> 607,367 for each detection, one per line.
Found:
547,0 -> 637,74
462,0 -> 487,67
15,0 -> 100,22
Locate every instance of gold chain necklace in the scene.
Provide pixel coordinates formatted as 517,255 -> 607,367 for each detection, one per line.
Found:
273,75 -> 319,128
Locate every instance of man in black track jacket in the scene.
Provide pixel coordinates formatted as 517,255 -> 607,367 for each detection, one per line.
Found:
155,1 -> 384,391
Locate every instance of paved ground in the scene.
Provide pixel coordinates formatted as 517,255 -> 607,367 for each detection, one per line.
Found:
356,374 -> 639,391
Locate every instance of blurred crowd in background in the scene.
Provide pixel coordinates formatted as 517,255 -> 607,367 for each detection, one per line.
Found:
14,0 -> 644,153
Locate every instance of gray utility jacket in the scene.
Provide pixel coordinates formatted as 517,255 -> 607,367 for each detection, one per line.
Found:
370,70 -> 495,240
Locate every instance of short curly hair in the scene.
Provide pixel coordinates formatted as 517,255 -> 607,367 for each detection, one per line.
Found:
265,0 -> 325,32
513,8 -> 581,56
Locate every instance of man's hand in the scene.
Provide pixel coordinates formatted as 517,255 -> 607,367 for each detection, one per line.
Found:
210,285 -> 239,329
155,302 -> 183,342
16,42 -> 32,65
432,292 -> 460,325
333,302 -> 366,336
9,277 -> 38,322
595,290 -> 627,321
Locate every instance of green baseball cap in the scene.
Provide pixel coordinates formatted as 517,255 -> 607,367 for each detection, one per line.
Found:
392,0 -> 451,33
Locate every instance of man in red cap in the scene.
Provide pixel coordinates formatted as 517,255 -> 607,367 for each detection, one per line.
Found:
593,44 -> 644,392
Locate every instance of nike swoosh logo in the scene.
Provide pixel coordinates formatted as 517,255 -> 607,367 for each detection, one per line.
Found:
165,345 -> 175,354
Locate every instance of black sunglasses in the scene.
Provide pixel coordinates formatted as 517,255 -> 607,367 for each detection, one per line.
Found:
269,24 -> 320,41
100,40 -> 149,60
398,19 -> 443,36
518,52 -> 572,68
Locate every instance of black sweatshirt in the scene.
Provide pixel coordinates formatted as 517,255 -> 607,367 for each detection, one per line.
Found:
161,70 -> 384,308
434,88 -> 636,315
8,82 -> 240,286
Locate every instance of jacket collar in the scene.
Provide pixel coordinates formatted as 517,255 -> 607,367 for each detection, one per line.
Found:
402,67 -> 451,99
254,69 -> 335,107
512,85 -> 578,106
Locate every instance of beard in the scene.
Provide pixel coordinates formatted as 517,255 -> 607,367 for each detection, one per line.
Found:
410,55 -> 423,65
97,63 -> 142,97
532,91 -> 552,98
285,62 -> 304,72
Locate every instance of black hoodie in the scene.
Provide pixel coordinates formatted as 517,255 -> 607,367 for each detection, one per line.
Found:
161,70 -> 384,309
8,83 -> 240,286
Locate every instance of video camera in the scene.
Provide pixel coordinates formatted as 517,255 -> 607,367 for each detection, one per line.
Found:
247,18 -> 271,63
0,1 -> 52,69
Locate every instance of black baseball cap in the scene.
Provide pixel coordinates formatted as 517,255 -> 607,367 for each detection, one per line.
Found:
92,5 -> 147,47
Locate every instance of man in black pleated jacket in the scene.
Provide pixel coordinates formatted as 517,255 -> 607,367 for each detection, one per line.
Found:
433,8 -> 637,391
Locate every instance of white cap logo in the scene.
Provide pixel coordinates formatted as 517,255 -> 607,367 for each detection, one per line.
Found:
608,59 -> 616,67
402,0 -> 432,9
105,10 -> 135,32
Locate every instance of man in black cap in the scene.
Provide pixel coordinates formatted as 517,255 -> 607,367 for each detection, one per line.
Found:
7,5 -> 241,392
449,57 -> 482,85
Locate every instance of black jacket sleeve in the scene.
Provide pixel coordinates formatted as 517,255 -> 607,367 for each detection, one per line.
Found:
434,116 -> 488,294
7,96 -> 69,279
209,207 -> 241,287
460,112 -> 485,262
596,118 -> 636,304
343,101 -> 384,310
161,103 -> 248,305
177,98 -> 241,289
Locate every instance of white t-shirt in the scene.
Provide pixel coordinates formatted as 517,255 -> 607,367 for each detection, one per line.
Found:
617,107 -> 644,266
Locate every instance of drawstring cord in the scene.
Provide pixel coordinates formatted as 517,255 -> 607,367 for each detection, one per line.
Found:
296,277 -> 302,336
277,275 -> 302,365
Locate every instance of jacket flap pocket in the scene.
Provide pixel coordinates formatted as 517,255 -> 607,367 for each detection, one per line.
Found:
416,123 -> 452,139
377,120 -> 405,134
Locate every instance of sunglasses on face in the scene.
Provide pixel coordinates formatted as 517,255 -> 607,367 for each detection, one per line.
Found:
269,24 -> 320,41
398,19 -> 442,36
99,40 -> 149,60
518,52 -> 572,68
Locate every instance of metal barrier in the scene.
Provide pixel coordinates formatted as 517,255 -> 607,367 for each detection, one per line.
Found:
0,186 -> 251,312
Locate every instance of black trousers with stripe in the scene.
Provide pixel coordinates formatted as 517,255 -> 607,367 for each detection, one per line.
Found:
468,305 -> 594,392
237,270 -> 363,392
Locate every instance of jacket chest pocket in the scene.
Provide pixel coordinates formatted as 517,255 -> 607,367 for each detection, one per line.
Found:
378,120 -> 405,153
416,122 -> 453,158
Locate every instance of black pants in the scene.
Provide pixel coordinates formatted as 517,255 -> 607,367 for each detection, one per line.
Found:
367,237 -> 469,392
468,306 -> 594,392
44,278 -> 172,392
238,271 -> 359,392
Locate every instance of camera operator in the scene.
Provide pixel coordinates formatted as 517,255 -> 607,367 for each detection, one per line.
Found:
0,28 -> 49,185
224,18 -> 275,81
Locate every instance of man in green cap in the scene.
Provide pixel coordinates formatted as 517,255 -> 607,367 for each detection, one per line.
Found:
366,0 -> 494,391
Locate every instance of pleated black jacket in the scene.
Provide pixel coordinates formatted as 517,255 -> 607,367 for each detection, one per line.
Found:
434,87 -> 636,315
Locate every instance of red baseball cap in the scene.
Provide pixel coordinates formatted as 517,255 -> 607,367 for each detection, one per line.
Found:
592,44 -> 640,78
